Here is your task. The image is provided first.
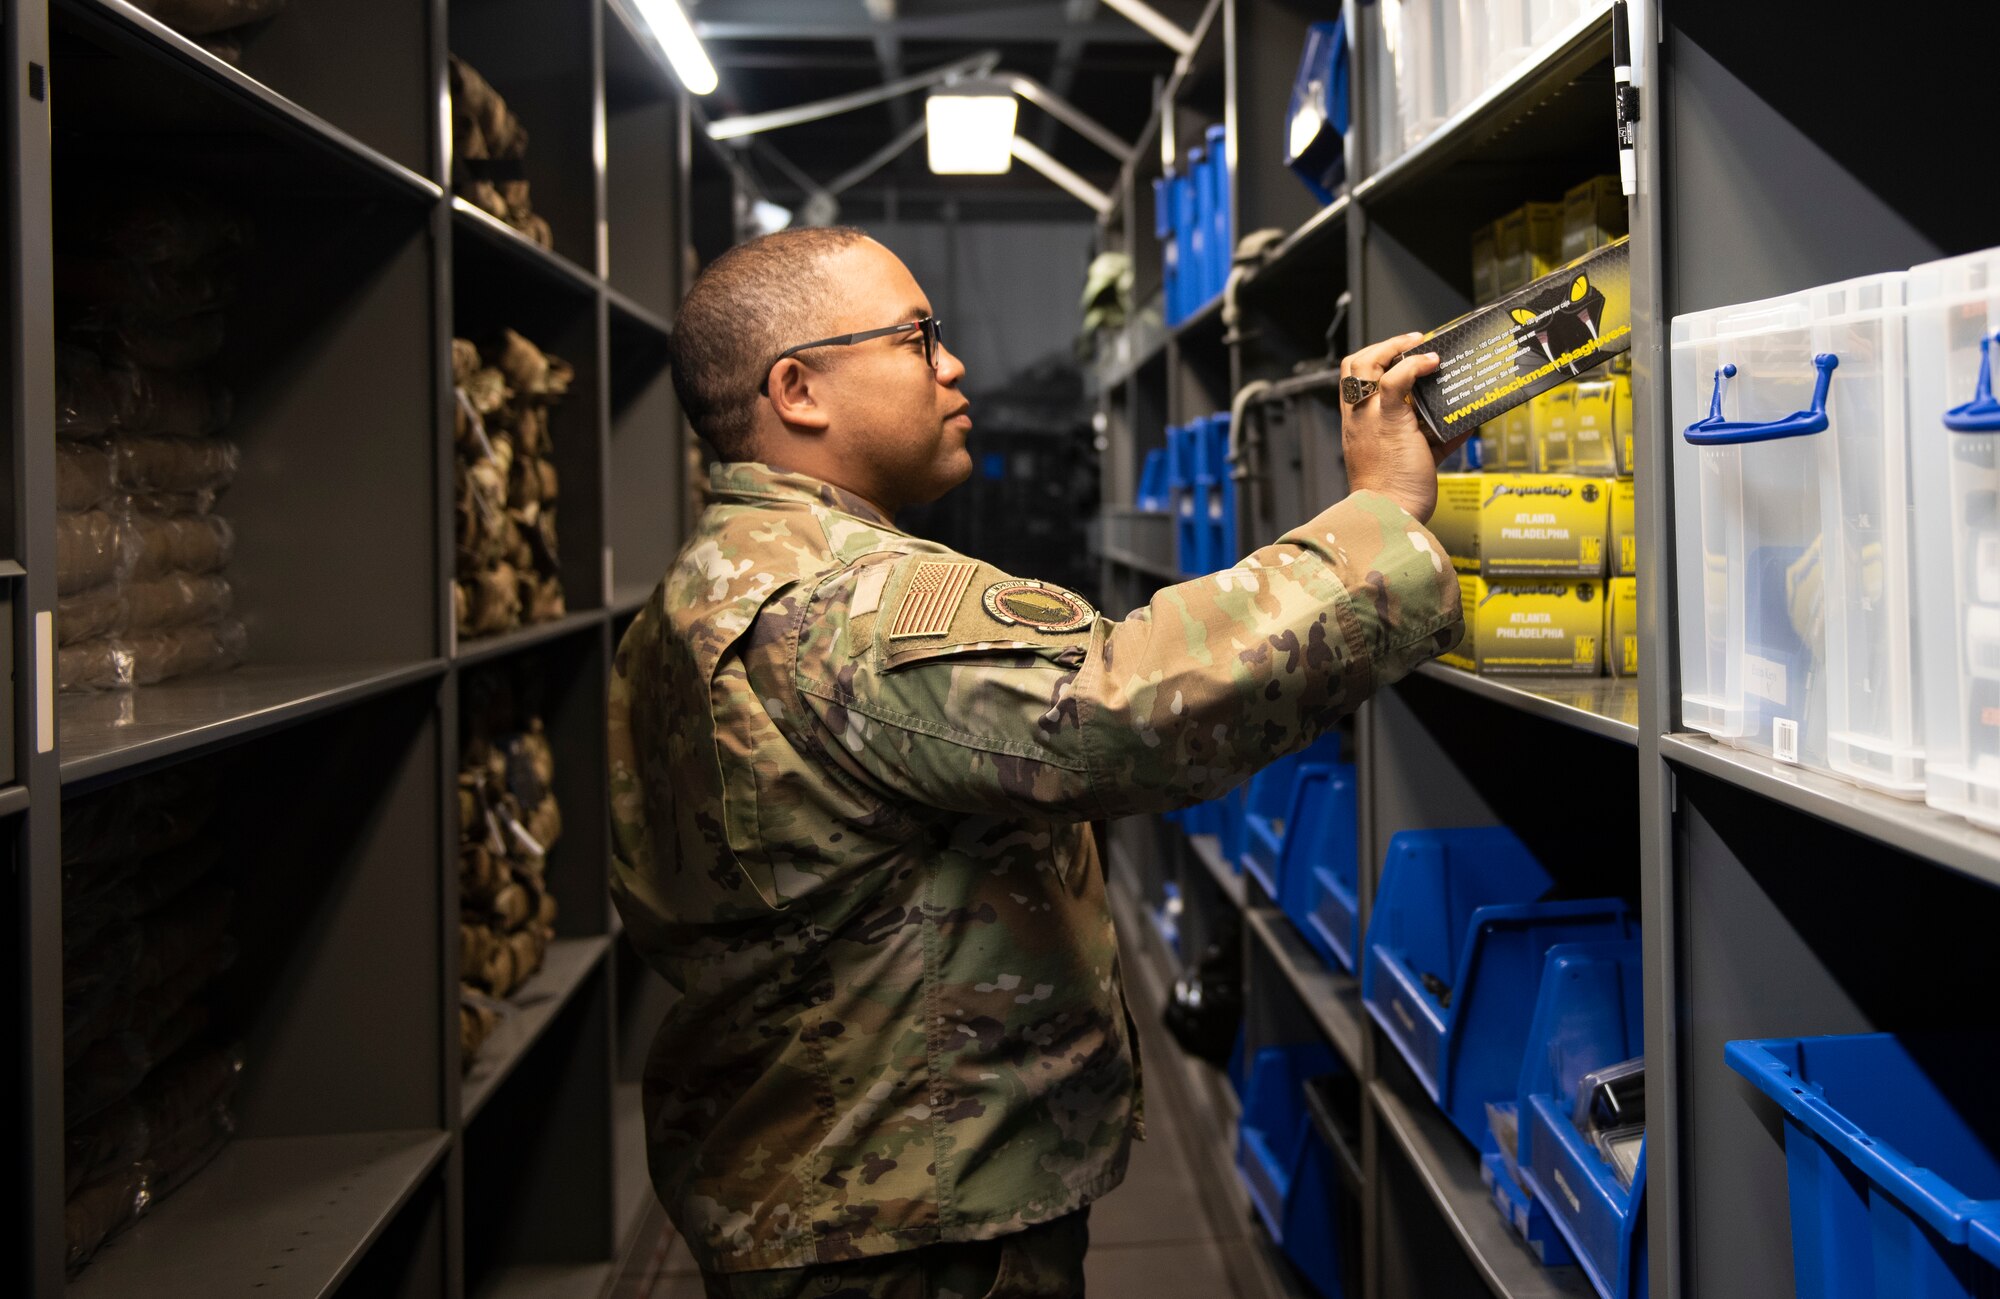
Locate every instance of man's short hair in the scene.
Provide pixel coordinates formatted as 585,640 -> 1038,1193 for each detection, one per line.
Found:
670,226 -> 871,461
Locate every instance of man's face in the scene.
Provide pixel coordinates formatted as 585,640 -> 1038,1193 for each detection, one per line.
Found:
810,240 -> 972,509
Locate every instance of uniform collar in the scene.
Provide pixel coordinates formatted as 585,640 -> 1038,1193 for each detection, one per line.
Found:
708,462 -> 901,532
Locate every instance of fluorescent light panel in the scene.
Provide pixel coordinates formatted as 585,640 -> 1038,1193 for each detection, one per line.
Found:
926,90 -> 1018,175
631,0 -> 718,96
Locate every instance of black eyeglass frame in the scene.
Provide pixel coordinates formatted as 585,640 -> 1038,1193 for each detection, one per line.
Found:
762,317 -> 944,394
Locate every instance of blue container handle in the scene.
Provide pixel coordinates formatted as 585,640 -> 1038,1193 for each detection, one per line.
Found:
1683,352 -> 1839,445
1943,331 -> 2000,433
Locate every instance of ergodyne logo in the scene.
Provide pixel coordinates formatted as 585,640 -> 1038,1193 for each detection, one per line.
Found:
1484,482 -> 1574,508
1478,584 -> 1576,605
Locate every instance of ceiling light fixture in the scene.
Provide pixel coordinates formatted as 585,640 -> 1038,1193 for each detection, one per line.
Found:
631,0 -> 719,96
925,80 -> 1019,175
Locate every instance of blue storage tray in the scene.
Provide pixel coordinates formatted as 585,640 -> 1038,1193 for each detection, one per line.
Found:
1361,827 -> 1634,1151
1174,165 -> 1201,324
1482,1150 -> 1579,1267
1291,763 -> 1362,973
1517,941 -> 1648,1299
1205,124 -> 1231,299
1136,449 -> 1169,511
1237,1042 -> 1352,1298
1216,783 -> 1250,866
1726,1032 -> 2000,1299
1241,732 -> 1344,897
1272,764 -> 1360,971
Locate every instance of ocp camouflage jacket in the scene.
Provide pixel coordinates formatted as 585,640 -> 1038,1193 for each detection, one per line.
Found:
609,462 -> 1461,1274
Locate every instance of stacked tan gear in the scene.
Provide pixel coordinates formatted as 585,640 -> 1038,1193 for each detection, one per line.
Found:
450,55 -> 554,249
457,716 -> 562,1067
453,332 -> 571,638
55,189 -> 248,691
126,0 -> 288,64
61,767 -> 242,1275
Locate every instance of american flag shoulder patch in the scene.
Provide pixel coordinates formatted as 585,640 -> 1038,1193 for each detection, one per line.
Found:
888,560 -> 978,640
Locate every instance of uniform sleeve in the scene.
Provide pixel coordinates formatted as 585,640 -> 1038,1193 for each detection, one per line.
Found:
789,489 -> 1462,821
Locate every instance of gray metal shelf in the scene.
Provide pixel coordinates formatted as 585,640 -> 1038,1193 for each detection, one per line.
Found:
454,609 -> 607,669
1246,196 -> 1351,295
450,198 -> 604,302
0,784 -> 28,818
604,283 -> 674,342
1244,906 -> 1365,1074
66,1129 -> 449,1299
1661,733 -> 2000,892
1186,830 -> 1247,910
1350,2 -> 1613,207
1100,546 -> 1183,586
55,0 -> 442,204
1369,1077 -> 1596,1299
57,660 -> 449,786
1409,662 -> 1640,746
462,935 -> 614,1123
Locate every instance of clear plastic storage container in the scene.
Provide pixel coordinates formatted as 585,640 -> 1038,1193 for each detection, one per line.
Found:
1672,292 -> 1830,766
1672,274 -> 1921,790
1394,0 -> 1452,152
1911,247 -> 2000,827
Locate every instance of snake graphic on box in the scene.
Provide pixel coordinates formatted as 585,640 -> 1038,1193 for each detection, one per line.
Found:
1510,273 -> 1608,379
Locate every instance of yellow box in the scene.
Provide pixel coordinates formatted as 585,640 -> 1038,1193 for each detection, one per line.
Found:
1478,474 -> 1611,579
1607,576 -> 1638,678
1472,222 -> 1499,305
1612,371 -> 1636,476
1469,578 -> 1605,675
1569,378 -> 1620,477
1494,201 -> 1562,294
1560,175 -> 1628,262
1430,474 -> 1485,573
1440,573 -> 1479,671
1610,477 -> 1637,577
1531,389 -> 1574,472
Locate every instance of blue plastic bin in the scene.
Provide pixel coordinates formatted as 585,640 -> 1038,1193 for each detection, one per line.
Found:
1136,449 -> 1169,511
1482,1149 -> 1578,1267
1238,1041 -> 1353,1299
1517,941 -> 1648,1299
1281,764 -> 1361,972
1174,167 -> 1200,325
1216,783 -> 1250,866
1203,414 -> 1238,572
1171,424 -> 1204,575
1151,880 -> 1183,960
1206,124 -> 1231,299
1725,1032 -> 2000,1299
1361,827 -> 1634,1150
1240,732 -> 1344,898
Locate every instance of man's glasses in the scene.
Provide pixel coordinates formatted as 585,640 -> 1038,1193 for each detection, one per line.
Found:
764,316 -> 944,393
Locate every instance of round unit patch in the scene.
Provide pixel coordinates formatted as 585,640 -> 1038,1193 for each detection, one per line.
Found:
981,580 -> 1095,634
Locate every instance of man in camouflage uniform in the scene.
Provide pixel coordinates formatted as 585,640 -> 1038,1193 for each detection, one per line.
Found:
610,228 -> 1463,1298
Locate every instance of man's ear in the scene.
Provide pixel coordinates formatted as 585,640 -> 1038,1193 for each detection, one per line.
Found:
767,358 -> 832,432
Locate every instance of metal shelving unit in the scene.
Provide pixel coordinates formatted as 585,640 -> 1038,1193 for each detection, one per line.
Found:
12,1 -> 723,1293
1095,3 -> 2000,1298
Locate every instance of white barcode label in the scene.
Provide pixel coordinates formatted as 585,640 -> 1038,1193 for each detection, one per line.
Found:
1772,717 -> 1800,764
1744,653 -> 1789,706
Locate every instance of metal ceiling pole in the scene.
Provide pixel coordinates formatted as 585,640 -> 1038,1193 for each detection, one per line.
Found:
1098,0 -> 1196,54
1009,135 -> 1114,215
1004,72 -> 1135,164
705,50 -> 1001,140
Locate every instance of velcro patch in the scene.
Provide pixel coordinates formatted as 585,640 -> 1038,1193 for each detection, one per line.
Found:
889,560 -> 977,640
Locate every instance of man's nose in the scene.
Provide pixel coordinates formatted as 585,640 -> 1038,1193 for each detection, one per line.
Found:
936,344 -> 966,386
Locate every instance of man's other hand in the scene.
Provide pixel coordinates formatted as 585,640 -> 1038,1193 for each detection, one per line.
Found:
1339,333 -> 1471,525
